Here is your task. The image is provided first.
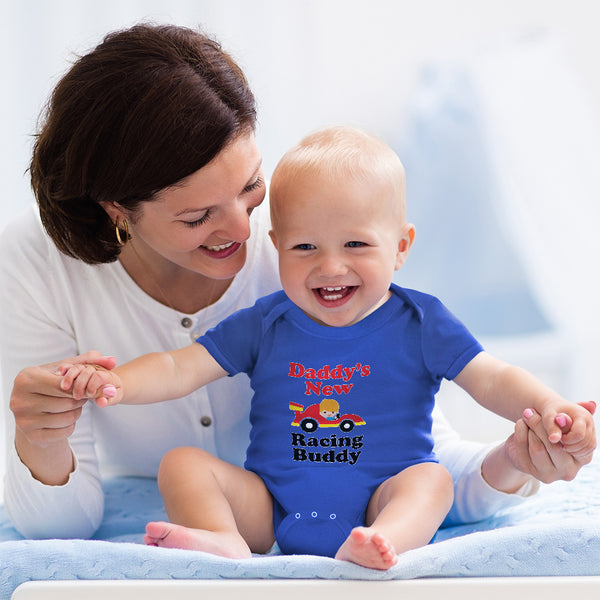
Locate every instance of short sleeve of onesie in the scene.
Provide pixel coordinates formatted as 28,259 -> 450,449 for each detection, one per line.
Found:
406,291 -> 483,381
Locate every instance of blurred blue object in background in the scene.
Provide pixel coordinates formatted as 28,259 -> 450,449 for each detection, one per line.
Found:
394,62 -> 552,338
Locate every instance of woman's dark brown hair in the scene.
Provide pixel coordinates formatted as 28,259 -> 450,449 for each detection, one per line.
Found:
31,23 -> 257,263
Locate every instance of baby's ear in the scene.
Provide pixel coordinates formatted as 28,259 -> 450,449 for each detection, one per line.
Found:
395,224 -> 416,270
268,229 -> 279,250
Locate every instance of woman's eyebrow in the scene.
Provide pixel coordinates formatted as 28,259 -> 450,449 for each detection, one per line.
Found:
174,206 -> 210,217
244,159 -> 263,184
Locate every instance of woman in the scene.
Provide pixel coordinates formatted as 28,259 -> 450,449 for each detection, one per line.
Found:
0,23 -> 590,540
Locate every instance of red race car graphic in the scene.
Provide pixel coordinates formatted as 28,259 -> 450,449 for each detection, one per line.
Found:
289,401 -> 365,433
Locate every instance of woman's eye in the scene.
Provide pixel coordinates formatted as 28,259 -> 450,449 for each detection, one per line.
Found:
183,211 -> 212,228
243,176 -> 264,194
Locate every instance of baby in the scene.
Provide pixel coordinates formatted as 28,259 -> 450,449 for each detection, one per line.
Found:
60,126 -> 595,570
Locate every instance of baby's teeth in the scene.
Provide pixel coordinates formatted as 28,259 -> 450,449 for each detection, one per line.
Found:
321,286 -> 346,300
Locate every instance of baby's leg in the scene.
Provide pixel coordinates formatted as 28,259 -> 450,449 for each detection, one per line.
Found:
335,462 -> 453,569
144,447 -> 275,558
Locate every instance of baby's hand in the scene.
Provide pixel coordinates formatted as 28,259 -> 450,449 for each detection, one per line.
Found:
531,401 -> 596,461
57,362 -> 121,408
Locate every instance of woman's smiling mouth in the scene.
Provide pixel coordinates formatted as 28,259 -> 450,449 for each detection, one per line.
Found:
199,241 -> 241,258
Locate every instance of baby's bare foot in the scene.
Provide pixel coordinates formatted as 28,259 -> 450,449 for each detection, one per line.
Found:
335,526 -> 398,570
144,521 -> 251,559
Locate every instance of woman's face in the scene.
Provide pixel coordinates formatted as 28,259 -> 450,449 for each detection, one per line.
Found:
123,132 -> 265,281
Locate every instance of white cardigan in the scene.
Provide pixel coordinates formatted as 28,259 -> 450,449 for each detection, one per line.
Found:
0,201 -> 534,539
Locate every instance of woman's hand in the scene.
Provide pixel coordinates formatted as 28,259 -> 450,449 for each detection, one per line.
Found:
482,401 -> 596,492
9,351 -> 116,485
10,351 -> 117,447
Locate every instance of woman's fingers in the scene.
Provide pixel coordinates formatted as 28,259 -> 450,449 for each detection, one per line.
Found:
578,400 -> 597,415
13,399 -> 85,444
68,351 -> 117,371
510,418 -> 555,480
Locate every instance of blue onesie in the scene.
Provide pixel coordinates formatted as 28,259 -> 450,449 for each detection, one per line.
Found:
197,285 -> 482,557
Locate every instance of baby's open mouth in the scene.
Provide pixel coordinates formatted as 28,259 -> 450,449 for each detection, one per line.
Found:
316,286 -> 355,301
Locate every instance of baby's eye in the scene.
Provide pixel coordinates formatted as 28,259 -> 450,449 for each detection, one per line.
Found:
346,241 -> 366,248
294,243 -> 316,251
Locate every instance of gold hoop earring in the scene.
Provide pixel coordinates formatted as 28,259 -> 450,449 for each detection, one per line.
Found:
115,217 -> 129,246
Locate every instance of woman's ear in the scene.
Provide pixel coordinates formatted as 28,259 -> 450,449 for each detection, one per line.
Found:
395,223 -> 416,270
99,201 -> 126,223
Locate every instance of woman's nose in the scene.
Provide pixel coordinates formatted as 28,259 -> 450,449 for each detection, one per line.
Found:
218,201 -> 252,242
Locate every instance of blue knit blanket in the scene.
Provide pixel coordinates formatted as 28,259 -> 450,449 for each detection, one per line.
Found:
1,458 -> 599,599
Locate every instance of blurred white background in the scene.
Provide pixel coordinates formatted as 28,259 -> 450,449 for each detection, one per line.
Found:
2,0 -> 600,476
3,1 -> 600,224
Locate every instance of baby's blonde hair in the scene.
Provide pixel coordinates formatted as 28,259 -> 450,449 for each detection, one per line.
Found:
270,125 -> 406,221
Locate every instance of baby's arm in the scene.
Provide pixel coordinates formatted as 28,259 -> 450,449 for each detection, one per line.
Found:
454,352 -> 596,458
60,343 -> 227,406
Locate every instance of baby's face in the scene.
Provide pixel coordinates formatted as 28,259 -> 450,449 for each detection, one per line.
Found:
270,171 -> 413,327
